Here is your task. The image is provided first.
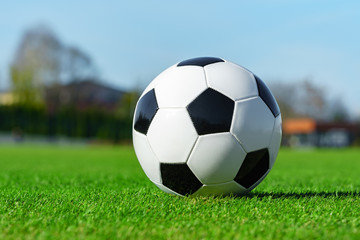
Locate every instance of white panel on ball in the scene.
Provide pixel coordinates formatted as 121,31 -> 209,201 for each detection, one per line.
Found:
132,130 -> 161,183
147,108 -> 198,163
154,182 -> 183,197
140,65 -> 177,98
268,115 -> 282,168
192,181 -> 247,196
154,66 -> 208,108
188,133 -> 246,185
231,97 -> 275,153
204,62 -> 258,101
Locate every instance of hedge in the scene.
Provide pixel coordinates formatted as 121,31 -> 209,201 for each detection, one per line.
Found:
0,104 -> 132,142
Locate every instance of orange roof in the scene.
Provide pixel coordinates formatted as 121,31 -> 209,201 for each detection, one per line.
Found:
283,118 -> 316,134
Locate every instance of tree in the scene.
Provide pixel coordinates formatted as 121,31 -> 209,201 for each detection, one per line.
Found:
12,25 -> 62,83
269,81 -> 298,120
10,66 -> 43,105
62,46 -> 98,82
10,24 -> 98,106
10,25 -> 62,105
298,79 -> 327,120
327,98 -> 350,122
116,91 -> 139,120
270,79 -> 349,122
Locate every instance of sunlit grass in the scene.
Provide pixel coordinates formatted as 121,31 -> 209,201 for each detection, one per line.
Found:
0,145 -> 359,239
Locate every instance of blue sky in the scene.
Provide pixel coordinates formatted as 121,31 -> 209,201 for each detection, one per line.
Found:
0,1 -> 359,116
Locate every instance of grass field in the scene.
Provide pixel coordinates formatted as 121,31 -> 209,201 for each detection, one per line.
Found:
0,145 -> 359,239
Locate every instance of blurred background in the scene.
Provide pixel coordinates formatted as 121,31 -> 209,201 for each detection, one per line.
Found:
0,1 -> 359,147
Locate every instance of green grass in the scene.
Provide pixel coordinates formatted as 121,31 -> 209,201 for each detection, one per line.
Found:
0,145 -> 359,239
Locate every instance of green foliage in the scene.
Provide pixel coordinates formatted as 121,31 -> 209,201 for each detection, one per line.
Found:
0,146 -> 359,239
10,66 -> 44,106
0,105 -> 132,142
116,91 -> 139,120
9,25 -> 99,109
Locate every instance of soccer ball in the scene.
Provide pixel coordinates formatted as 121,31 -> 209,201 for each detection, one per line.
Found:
133,57 -> 282,196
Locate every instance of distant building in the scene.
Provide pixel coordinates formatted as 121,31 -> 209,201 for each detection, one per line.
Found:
1,79 -> 127,112
283,118 -> 358,148
283,118 -> 317,147
316,122 -> 358,147
45,79 -> 126,112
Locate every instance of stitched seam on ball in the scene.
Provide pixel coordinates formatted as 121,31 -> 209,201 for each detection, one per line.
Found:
203,179 -> 239,186
234,95 -> 259,102
144,135 -> 162,185
203,67 -> 210,88
185,135 -> 199,164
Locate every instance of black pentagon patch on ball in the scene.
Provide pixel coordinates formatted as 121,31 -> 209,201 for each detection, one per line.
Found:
134,89 -> 158,135
177,57 -> 224,67
234,148 -> 269,189
160,163 -> 202,196
254,75 -> 280,117
187,88 -> 234,135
